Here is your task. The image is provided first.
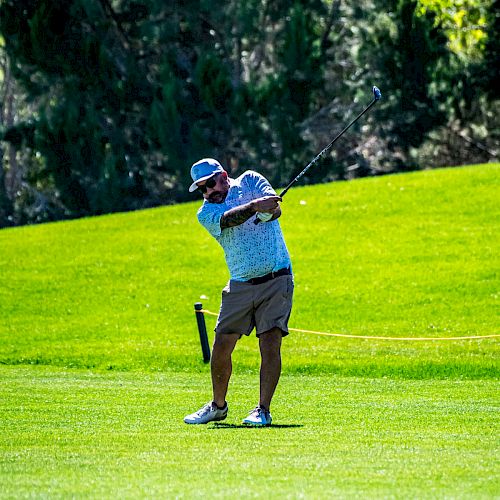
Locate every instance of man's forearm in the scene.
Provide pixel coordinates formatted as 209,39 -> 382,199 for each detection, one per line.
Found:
220,195 -> 282,229
220,202 -> 256,229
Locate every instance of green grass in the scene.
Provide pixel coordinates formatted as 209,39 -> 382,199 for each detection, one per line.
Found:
0,163 -> 499,497
1,366 -> 498,498
0,163 -> 498,377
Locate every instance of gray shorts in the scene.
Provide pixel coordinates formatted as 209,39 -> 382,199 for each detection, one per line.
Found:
215,275 -> 294,337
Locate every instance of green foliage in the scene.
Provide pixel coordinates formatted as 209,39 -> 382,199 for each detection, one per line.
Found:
195,54 -> 233,114
418,0 -> 490,58
240,1 -> 326,185
0,0 -> 330,222
474,0 -> 500,99
359,0 -> 451,159
0,0 -> 497,225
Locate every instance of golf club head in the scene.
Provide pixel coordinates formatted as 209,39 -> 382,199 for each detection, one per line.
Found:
373,86 -> 382,101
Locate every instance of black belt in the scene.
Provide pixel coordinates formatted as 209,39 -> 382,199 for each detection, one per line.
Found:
246,267 -> 291,285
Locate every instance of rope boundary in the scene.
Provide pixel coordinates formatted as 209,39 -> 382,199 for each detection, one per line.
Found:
197,308 -> 499,342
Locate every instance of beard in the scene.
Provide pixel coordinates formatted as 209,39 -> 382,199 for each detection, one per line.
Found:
208,191 -> 227,204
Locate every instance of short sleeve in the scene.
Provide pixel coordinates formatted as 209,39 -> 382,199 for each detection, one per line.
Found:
245,171 -> 276,198
197,202 -> 226,238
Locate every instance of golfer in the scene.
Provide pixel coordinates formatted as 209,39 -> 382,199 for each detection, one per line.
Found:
184,158 -> 293,426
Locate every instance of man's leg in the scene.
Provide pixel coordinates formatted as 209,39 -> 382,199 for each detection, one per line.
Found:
258,327 -> 283,410
211,332 -> 240,407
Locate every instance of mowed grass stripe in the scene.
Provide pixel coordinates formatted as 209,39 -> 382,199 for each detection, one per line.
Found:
0,163 -> 498,377
0,366 -> 498,498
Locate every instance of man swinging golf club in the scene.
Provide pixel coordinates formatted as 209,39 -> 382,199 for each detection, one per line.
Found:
184,88 -> 381,426
184,158 -> 294,426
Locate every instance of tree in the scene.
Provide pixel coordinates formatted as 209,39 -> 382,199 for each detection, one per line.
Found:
237,1 -> 326,186
410,0 -> 498,166
1,0 -> 496,226
0,39 -> 14,226
0,0 -> 330,223
357,0 -> 452,168
0,38 -> 37,226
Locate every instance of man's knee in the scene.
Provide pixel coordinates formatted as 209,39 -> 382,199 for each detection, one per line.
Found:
259,327 -> 283,351
213,332 -> 239,353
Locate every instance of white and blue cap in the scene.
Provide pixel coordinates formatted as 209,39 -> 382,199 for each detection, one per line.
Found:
189,158 -> 224,192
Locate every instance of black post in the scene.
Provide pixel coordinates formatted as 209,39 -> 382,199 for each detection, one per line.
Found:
194,303 -> 211,363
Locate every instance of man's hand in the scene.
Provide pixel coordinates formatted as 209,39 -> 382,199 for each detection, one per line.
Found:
253,196 -> 282,224
251,195 -> 282,213
220,195 -> 282,229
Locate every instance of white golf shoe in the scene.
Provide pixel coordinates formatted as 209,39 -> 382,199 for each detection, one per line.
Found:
242,406 -> 272,426
184,401 -> 228,424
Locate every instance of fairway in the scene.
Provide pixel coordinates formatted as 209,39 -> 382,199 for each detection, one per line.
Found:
1,367 -> 498,498
0,164 -> 499,497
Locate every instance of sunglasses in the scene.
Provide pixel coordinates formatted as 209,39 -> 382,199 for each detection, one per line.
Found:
197,174 -> 219,194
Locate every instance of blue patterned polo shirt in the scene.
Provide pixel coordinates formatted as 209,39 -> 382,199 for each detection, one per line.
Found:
197,170 -> 292,281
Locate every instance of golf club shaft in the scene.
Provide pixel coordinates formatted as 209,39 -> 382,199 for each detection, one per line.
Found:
254,86 -> 381,224
280,97 -> 378,198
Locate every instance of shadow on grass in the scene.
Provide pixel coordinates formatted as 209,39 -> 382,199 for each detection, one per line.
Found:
211,423 -> 303,429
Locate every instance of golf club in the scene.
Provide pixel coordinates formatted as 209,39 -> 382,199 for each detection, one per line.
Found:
255,86 -> 382,224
